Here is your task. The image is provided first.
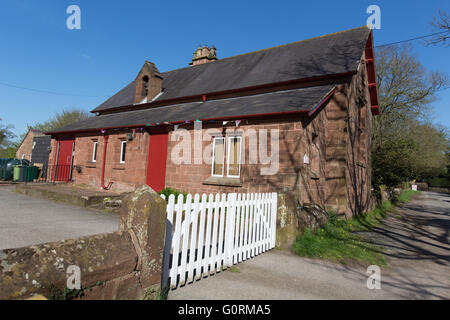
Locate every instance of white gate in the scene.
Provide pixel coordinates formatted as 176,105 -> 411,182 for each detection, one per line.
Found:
161,192 -> 278,289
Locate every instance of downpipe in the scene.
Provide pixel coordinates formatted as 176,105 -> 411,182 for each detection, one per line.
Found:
101,134 -> 113,190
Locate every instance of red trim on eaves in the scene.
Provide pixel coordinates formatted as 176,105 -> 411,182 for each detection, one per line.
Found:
93,71 -> 356,115
365,30 -> 381,116
308,87 -> 336,117
45,88 -> 341,136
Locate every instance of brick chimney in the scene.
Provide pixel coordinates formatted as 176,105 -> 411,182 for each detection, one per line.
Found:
189,45 -> 218,66
134,61 -> 163,104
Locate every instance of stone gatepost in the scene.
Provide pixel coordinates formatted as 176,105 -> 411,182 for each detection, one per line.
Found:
119,185 -> 167,290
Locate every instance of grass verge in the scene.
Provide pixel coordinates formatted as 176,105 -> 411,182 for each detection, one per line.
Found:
293,190 -> 419,266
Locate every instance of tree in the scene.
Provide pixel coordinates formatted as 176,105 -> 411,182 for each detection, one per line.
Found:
32,108 -> 91,132
429,10 -> 450,47
0,118 -> 15,157
405,123 -> 449,180
372,45 -> 448,190
373,45 -> 447,148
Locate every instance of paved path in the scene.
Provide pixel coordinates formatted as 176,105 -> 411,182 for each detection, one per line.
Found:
168,191 -> 450,300
0,186 -> 119,250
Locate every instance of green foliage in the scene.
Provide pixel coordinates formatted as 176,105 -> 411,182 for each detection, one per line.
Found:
0,145 -> 17,158
372,137 -> 418,189
48,285 -> 84,300
293,189 -> 419,265
0,118 -> 16,156
391,190 -> 419,204
31,108 -> 91,132
229,266 -> 240,273
142,286 -> 169,300
372,45 -> 449,191
426,176 -> 450,188
293,224 -> 385,266
158,187 -> 188,202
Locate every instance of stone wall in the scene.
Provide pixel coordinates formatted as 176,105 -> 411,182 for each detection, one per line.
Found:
164,113 -> 331,210
0,185 -> 166,300
16,130 -> 38,161
70,131 -> 149,192
323,57 -> 375,217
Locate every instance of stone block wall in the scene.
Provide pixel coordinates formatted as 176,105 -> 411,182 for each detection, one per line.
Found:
69,131 -> 149,192
16,130 -> 39,161
164,113 -> 330,209
0,185 -> 166,300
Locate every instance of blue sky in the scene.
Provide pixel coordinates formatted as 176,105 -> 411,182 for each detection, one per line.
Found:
0,0 -> 449,139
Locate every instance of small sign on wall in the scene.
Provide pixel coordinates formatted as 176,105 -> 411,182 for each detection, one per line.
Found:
412,184 -> 417,191
303,154 -> 310,165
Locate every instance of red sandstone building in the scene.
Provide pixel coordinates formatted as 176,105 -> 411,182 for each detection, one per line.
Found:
46,27 -> 380,217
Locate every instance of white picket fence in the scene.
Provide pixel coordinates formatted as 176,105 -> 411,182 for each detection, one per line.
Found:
161,192 -> 278,289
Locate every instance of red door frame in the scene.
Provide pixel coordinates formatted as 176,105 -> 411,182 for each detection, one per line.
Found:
53,137 -> 75,182
146,128 -> 169,192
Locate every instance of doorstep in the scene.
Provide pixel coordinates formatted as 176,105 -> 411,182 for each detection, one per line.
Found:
14,183 -> 126,212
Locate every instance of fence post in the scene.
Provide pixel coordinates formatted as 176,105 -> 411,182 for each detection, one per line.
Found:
161,194 -> 173,290
225,193 -> 237,267
271,192 -> 278,248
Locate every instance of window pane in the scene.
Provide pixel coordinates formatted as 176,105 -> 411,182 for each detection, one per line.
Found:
228,137 -> 241,177
93,142 -> 98,162
213,138 -> 224,176
121,142 -> 126,163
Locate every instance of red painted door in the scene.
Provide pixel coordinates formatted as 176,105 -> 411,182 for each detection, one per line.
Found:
55,138 -> 75,182
146,132 -> 169,192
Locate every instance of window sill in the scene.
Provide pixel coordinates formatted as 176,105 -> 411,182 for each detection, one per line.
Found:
202,176 -> 242,187
85,162 -> 97,168
112,166 -> 125,171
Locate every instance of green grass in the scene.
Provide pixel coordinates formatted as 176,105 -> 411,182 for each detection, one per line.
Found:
293,190 -> 419,266
394,189 -> 419,204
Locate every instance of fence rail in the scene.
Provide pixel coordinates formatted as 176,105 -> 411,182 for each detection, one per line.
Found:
29,164 -> 72,183
162,192 -> 277,289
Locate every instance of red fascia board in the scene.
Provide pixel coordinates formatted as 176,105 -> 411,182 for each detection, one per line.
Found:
45,89 -> 340,136
308,88 -> 336,117
364,30 -> 381,116
45,110 -> 313,135
93,71 -> 357,115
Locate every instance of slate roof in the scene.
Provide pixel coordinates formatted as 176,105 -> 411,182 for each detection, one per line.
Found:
49,85 -> 335,133
31,135 -> 51,166
92,27 -> 370,113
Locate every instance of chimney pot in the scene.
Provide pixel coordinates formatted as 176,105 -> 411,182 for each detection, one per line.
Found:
189,45 -> 218,66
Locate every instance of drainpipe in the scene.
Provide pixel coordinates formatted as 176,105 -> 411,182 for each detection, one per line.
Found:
101,134 -> 113,190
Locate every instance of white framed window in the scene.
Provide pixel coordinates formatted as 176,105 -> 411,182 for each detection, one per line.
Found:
227,136 -> 242,178
211,137 -> 225,177
120,140 -> 126,164
92,141 -> 98,162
